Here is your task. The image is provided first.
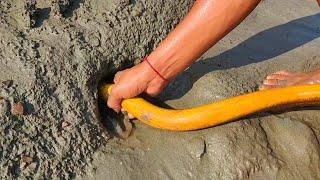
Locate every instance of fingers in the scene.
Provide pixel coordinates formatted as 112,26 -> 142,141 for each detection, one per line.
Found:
109,71 -> 124,112
114,71 -> 123,83
107,63 -> 169,113
107,87 -> 122,113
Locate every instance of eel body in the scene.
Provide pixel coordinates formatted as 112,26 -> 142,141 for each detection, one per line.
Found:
100,84 -> 320,131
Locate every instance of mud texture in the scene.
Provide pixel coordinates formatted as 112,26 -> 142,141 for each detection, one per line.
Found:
1,0 -> 320,179
0,0 -> 193,179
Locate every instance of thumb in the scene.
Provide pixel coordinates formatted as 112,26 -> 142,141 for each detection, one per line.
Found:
107,90 -> 122,113
145,80 -> 166,97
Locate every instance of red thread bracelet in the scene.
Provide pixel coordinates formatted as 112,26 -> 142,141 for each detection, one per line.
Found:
143,56 -> 168,82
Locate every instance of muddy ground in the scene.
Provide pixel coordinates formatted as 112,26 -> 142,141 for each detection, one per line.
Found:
0,0 -> 319,179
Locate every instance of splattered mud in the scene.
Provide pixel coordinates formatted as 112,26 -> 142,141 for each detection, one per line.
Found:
0,0 -> 319,179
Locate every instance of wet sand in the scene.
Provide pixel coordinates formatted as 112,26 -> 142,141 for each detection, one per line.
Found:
0,0 -> 319,179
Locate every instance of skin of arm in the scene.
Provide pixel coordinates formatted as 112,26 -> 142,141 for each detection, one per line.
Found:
107,0 -> 261,112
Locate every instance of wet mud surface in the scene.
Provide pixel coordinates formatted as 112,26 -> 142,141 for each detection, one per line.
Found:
1,0 -> 320,179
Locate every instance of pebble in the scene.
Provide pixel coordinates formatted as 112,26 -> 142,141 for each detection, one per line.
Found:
62,121 -> 70,128
2,80 -> 13,87
20,155 -> 33,169
12,102 -> 25,115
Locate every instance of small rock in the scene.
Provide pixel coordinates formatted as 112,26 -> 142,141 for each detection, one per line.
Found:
20,155 -> 33,169
12,102 -> 25,115
62,121 -> 70,128
2,80 -> 13,87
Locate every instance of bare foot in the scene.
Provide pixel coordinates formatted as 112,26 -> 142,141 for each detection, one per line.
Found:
259,70 -> 320,90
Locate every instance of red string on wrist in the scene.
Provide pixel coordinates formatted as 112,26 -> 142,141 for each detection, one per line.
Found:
143,56 -> 168,82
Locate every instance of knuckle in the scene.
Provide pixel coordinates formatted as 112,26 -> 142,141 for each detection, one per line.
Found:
146,87 -> 161,97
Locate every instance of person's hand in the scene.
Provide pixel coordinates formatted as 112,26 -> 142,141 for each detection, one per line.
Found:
107,61 -> 169,115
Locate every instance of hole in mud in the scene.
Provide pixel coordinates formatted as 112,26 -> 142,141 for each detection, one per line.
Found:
34,7 -> 51,28
61,0 -> 84,18
129,0 -> 137,5
98,98 -> 132,138
97,73 -> 134,139
97,72 -> 174,138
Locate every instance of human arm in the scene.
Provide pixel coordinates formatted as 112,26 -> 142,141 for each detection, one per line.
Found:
107,0 -> 261,112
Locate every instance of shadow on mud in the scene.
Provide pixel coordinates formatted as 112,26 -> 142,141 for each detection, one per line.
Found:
97,73 -> 125,138
163,13 -> 320,101
34,7 -> 51,28
61,0 -> 85,18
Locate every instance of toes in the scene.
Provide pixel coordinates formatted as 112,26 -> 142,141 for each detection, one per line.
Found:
266,74 -> 288,80
273,70 -> 293,76
259,85 -> 267,91
260,79 -> 286,91
260,70 -> 296,91
262,70 -> 293,89
266,70 -> 294,80
259,84 -> 279,91
263,79 -> 286,86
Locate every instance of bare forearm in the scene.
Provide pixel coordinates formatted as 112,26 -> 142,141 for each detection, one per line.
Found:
148,0 -> 261,80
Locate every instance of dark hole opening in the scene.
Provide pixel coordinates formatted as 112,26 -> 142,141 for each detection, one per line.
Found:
97,72 -> 174,138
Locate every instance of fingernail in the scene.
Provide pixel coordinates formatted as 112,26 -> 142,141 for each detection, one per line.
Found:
128,113 -> 134,119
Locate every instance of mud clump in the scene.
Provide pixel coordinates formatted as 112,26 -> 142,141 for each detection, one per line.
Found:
0,0 -> 193,179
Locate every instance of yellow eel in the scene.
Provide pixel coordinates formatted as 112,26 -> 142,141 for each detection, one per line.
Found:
99,84 -> 320,131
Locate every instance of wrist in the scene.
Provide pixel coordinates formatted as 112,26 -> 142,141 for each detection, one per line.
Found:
143,56 -> 169,82
139,58 -> 168,87
147,50 -> 182,81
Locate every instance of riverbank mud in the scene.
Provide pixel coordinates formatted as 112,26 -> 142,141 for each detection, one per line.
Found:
0,0 -> 319,179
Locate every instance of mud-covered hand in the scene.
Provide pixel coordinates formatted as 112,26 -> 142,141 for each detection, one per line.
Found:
107,61 -> 169,113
